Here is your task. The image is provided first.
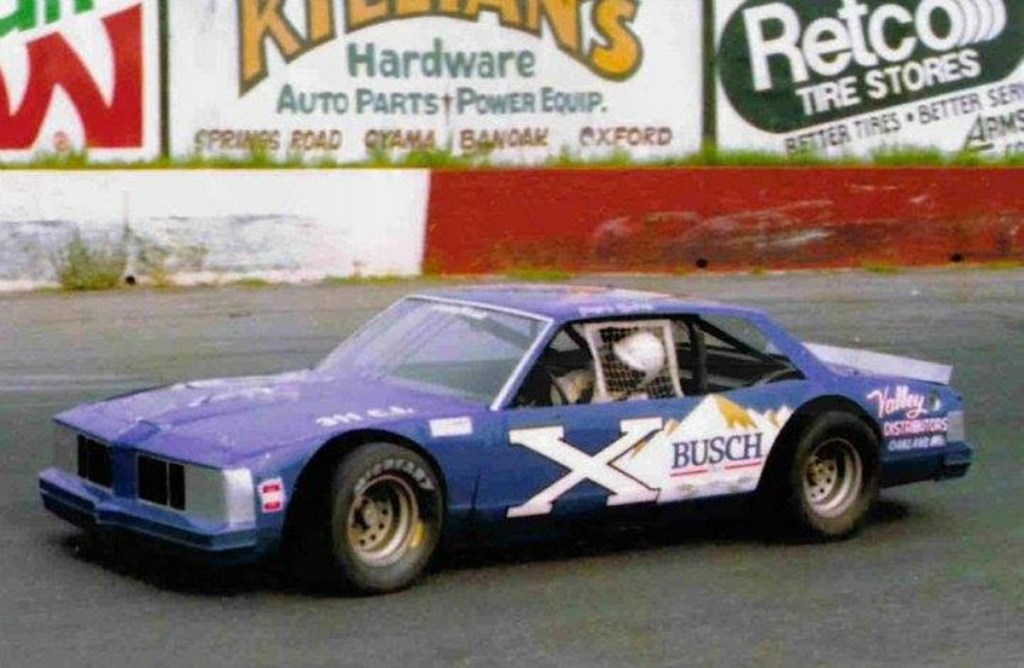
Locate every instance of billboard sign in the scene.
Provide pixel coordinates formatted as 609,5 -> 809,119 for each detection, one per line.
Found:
0,0 -> 161,161
169,1 -> 704,163
717,0 -> 1024,156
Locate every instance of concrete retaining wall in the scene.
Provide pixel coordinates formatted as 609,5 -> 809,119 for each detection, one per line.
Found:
3,167 -> 1022,290
0,170 -> 430,290
425,168 -> 1024,274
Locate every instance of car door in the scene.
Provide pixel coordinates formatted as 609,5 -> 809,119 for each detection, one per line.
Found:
627,313 -> 818,503
474,319 -> 701,521
474,313 -> 820,520
491,399 -> 699,519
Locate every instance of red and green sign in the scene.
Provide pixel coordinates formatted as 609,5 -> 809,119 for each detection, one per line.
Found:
0,0 -> 160,158
719,0 -> 1023,132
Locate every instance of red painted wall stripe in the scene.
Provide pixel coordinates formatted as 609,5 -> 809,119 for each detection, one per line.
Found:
424,168 -> 1024,273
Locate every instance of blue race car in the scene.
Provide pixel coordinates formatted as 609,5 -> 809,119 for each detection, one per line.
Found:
39,285 -> 972,593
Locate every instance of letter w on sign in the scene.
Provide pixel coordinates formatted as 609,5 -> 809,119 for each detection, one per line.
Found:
507,418 -> 663,518
0,6 -> 142,149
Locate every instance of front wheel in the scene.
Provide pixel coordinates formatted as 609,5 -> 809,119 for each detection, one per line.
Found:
775,412 -> 879,539
325,443 -> 443,594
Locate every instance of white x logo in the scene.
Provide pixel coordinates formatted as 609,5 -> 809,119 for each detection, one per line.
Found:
507,418 -> 664,518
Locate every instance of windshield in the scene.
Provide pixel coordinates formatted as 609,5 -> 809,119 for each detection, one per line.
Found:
317,298 -> 546,404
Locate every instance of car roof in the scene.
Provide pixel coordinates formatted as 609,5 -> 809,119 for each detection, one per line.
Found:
412,284 -> 767,323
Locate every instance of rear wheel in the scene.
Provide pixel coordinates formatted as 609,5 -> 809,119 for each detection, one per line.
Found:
802,437 -> 863,519
773,412 -> 879,539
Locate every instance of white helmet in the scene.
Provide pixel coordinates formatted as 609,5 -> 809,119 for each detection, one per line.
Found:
613,331 -> 666,384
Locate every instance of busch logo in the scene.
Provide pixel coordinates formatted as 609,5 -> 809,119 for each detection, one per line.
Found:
0,4 -> 144,150
671,433 -> 765,475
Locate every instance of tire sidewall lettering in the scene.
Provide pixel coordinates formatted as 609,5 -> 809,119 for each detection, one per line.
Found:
353,454 -> 436,497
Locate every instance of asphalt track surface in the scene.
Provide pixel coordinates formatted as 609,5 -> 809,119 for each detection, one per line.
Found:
1,270 -> 1021,667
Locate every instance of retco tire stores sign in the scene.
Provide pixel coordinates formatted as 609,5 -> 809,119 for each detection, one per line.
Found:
716,0 -> 1024,156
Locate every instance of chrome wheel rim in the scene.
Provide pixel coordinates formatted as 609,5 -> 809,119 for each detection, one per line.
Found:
347,474 -> 419,567
803,438 -> 863,518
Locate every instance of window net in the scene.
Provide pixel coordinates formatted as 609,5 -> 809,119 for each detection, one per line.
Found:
583,320 -> 682,402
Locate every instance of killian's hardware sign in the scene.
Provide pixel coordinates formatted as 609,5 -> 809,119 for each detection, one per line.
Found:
171,1 -> 702,163
239,0 -> 644,95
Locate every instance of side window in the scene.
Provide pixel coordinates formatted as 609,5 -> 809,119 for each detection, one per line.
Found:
703,316 -> 773,354
511,319 -> 686,408
678,316 -> 803,393
512,326 -> 596,408
671,318 -> 704,395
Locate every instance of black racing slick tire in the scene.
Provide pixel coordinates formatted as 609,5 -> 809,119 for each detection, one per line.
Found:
771,411 -> 880,540
325,443 -> 444,594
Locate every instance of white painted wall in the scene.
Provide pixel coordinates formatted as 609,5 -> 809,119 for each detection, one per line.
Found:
0,170 -> 430,290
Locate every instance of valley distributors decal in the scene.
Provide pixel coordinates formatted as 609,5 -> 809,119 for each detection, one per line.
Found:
718,0 -> 1024,156
170,2 -> 701,162
0,0 -> 160,160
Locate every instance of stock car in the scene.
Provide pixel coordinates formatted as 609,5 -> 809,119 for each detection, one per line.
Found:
39,285 -> 973,593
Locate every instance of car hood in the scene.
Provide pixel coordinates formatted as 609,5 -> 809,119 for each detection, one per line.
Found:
55,370 -> 480,465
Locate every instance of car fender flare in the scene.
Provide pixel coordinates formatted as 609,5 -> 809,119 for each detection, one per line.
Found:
282,429 -> 448,545
758,395 -> 882,493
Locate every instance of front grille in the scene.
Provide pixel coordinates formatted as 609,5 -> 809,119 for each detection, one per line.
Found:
77,436 -> 113,488
137,455 -> 186,510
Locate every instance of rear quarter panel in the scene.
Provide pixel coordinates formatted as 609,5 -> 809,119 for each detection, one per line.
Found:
818,373 -> 964,485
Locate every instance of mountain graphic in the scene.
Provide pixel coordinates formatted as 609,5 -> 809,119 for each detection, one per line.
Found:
613,395 -> 792,503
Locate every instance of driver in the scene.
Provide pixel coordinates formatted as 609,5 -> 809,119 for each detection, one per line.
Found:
550,368 -> 594,406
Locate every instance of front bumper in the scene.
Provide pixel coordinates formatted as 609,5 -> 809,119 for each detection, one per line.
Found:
39,468 -> 265,560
